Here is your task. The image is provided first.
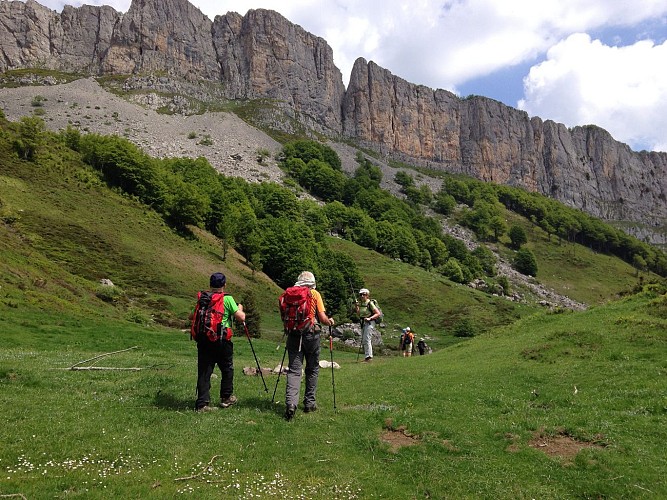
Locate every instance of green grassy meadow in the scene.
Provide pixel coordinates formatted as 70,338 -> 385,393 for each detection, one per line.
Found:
1,119 -> 666,498
1,288 -> 666,498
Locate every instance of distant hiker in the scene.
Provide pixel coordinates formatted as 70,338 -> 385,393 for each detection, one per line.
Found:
400,327 -> 415,357
191,272 -> 245,412
417,338 -> 428,356
356,288 -> 382,362
279,271 -> 335,421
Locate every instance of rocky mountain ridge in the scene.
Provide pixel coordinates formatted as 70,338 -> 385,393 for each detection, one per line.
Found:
1,0 -> 666,245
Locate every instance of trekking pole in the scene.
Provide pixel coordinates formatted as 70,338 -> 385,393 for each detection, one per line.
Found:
243,322 -> 268,393
329,326 -> 337,412
272,334 -> 288,403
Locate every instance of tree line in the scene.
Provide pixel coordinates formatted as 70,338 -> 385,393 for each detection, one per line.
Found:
8,116 -> 666,319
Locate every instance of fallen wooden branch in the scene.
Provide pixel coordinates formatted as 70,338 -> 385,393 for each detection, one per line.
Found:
68,363 -> 172,371
70,366 -> 143,371
174,455 -> 222,482
69,346 -> 139,370
0,494 -> 28,500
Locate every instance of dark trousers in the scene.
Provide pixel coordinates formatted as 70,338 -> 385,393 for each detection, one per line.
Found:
195,338 -> 233,409
285,331 -> 320,408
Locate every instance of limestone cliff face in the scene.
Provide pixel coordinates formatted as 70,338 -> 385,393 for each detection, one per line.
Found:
0,1 -> 343,133
343,59 -> 462,162
1,0 -> 665,240
0,0 -> 60,69
0,0 -> 218,78
103,0 -> 219,79
212,9 -> 345,133
344,58 -> 667,231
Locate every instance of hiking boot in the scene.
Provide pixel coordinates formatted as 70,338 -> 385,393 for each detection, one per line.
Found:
364,356 -> 372,362
220,395 -> 238,408
196,405 -> 218,413
304,404 -> 317,413
285,404 -> 296,421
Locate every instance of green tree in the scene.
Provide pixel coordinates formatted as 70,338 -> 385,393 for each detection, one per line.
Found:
434,191 -> 457,216
216,207 -> 239,261
353,157 -> 382,187
163,175 -> 209,229
282,139 -> 341,170
440,258 -> 466,283
424,236 -> 450,268
461,200 -> 496,240
349,213 -> 378,249
80,134 -> 166,209
284,157 -> 307,178
299,159 -> 345,201
471,245 -> 496,276
14,116 -> 46,161
60,125 -> 81,151
442,177 -> 473,205
393,224 -> 421,265
235,202 -> 259,260
254,182 -> 300,219
508,224 -> 528,249
514,247 -> 538,276
259,217 -> 318,288
419,185 -> 433,205
404,185 -> 423,204
497,275 -> 511,295
314,248 -> 362,319
489,215 -> 507,242
394,171 -> 414,188
632,254 -> 647,277
375,220 -> 400,258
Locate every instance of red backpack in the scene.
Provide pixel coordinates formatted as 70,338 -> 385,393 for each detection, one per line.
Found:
190,291 -> 230,342
278,286 -> 314,334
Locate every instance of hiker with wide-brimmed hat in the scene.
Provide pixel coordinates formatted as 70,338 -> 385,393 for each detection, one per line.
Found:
280,271 -> 335,421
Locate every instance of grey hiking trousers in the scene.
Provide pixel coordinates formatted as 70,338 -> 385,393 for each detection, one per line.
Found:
361,319 -> 376,359
285,330 -> 320,409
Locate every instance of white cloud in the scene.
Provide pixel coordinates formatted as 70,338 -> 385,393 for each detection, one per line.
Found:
519,34 -> 667,152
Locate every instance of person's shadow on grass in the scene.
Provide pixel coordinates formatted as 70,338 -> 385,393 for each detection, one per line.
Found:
153,390 -> 192,411
152,390 -> 284,415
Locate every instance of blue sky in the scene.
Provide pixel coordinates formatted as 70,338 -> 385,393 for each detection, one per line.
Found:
26,0 -> 667,153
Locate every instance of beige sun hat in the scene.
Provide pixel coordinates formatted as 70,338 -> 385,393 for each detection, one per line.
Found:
295,271 -> 316,288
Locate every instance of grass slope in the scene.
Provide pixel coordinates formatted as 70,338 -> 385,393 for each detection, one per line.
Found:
1,119 -> 665,498
0,128 -> 283,332
496,211 -> 646,306
1,282 -> 665,498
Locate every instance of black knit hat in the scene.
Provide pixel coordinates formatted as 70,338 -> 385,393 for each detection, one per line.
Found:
210,272 -> 226,288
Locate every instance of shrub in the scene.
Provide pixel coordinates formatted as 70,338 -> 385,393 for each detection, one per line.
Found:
198,135 -> 213,146
125,308 -> 151,325
452,318 -> 476,337
440,258 -> 465,284
31,95 -> 46,107
497,275 -> 511,295
256,148 -> 271,165
95,284 -> 124,303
